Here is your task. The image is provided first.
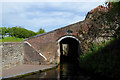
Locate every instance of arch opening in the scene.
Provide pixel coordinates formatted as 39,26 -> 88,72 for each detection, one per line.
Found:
58,36 -> 81,63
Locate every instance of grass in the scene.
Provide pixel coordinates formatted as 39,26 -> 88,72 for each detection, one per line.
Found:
0,37 -> 24,42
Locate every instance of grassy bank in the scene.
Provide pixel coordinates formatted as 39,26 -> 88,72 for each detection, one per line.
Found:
79,39 -> 120,79
0,37 -> 24,42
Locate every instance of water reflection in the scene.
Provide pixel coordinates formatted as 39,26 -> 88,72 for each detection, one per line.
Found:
60,62 -> 90,80
17,62 -> 91,80
4,62 -> 115,80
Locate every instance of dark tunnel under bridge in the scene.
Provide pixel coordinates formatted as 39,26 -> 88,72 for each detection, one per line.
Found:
57,36 -> 81,63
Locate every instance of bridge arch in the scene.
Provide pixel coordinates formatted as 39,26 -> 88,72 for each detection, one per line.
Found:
57,35 -> 81,63
57,35 -> 80,44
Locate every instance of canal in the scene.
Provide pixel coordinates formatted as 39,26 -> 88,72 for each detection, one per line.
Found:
20,62 -> 91,80
6,61 -> 113,80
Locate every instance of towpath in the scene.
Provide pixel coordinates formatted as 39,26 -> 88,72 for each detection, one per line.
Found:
2,64 -> 57,79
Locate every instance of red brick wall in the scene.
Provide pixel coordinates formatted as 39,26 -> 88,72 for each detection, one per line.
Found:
25,6 -> 115,64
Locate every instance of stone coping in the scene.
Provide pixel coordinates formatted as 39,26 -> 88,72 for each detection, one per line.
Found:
0,42 -> 24,45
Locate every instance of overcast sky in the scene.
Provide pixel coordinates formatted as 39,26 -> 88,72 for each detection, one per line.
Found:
2,1 -> 106,32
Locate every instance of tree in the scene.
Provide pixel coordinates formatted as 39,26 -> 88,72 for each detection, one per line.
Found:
0,27 -> 8,38
11,26 -> 37,38
1,26 -> 38,38
1,26 -> 45,38
106,1 -> 120,38
0,27 -> 2,39
7,27 -> 13,37
37,28 -> 45,34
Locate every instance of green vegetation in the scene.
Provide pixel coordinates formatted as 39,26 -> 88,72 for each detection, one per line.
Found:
0,37 -> 24,42
37,28 -> 45,35
0,27 -> 45,38
0,26 -> 45,42
106,2 -> 120,39
79,1 -> 120,78
107,1 -> 120,22
79,39 -> 120,78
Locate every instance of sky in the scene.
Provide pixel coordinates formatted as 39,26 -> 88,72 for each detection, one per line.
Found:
1,0 -> 106,32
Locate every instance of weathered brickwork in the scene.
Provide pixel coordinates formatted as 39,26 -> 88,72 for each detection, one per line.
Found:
24,43 -> 46,65
1,42 -> 49,70
25,5 -> 119,64
1,43 -> 24,70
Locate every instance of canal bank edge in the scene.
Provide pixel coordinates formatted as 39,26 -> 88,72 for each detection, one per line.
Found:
2,64 -> 58,79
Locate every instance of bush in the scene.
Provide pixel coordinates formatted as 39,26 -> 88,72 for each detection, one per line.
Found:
0,26 -> 38,38
79,39 -> 120,78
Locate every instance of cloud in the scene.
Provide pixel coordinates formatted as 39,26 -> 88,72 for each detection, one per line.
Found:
2,2 -> 105,32
2,0 -> 107,2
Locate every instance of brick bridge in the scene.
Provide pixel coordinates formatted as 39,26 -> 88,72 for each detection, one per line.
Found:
24,21 -> 84,64
24,5 -> 112,64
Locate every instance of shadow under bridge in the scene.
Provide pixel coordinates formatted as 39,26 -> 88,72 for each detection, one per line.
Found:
58,36 -> 81,63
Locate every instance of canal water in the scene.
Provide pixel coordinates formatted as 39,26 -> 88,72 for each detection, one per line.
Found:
16,62 -> 90,80
4,61 -> 116,80
7,62 -> 113,80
